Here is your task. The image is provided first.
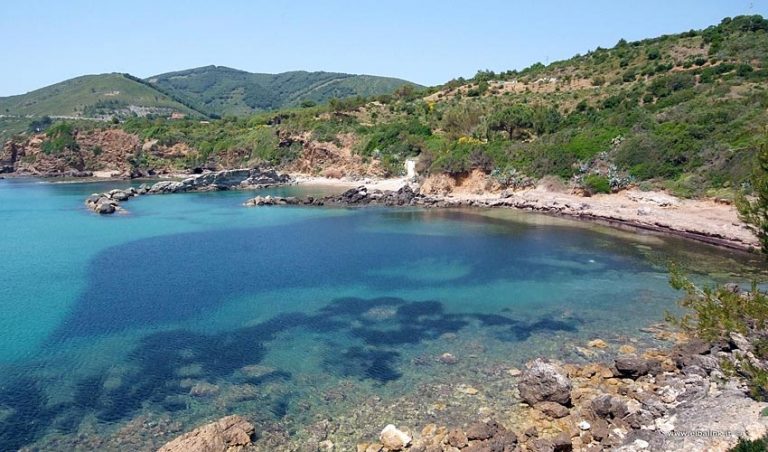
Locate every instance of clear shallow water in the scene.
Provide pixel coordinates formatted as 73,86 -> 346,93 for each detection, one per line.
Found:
0,178 -> 765,450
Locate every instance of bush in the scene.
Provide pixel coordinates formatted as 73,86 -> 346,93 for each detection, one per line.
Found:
41,122 -> 78,155
730,435 -> 768,452
668,268 -> 768,400
582,174 -> 611,194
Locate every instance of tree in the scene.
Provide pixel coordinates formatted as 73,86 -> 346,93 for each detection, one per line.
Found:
737,138 -> 768,254
488,105 -> 533,139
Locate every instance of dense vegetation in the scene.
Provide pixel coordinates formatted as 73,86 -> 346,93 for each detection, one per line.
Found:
0,73 -> 198,118
147,66 -> 421,116
6,15 -> 768,198
0,67 -> 418,123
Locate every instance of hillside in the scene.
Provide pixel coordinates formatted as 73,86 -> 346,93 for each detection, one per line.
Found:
0,73 -> 199,119
4,15 -> 768,200
146,66 -> 421,116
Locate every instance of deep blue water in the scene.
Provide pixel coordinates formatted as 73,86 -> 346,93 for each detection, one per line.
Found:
0,178 -> 764,450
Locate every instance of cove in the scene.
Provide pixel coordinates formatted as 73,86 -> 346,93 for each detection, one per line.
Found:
0,178 -> 765,450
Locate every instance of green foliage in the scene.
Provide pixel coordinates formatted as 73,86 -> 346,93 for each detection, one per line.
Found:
488,105 -> 533,139
668,268 -> 768,340
360,119 -> 431,175
41,122 -> 78,155
0,73 -> 199,118
737,138 -> 768,254
28,116 -> 52,133
730,435 -> 768,452
149,66 -> 422,116
668,267 -> 768,400
582,174 -> 611,194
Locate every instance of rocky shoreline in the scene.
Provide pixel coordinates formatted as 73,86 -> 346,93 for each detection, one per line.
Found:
156,325 -> 768,452
79,174 -> 757,252
243,184 -> 759,252
84,168 -> 292,214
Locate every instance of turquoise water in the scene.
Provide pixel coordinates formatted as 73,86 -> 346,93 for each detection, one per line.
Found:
0,178 -> 764,450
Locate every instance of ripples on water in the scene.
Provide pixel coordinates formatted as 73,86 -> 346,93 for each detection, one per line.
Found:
0,178 -> 764,450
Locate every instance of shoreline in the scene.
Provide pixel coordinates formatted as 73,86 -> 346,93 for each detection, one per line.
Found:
10,170 -> 758,252
289,175 -> 760,253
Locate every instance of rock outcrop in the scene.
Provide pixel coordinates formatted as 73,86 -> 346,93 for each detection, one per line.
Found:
150,168 -> 290,194
86,168 -> 291,214
157,415 -> 254,452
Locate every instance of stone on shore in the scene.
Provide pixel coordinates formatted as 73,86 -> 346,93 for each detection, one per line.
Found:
157,415 -> 254,452
379,424 -> 411,450
614,355 -> 660,378
518,358 -> 573,406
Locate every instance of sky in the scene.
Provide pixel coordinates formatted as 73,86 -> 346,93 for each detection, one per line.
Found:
1,0 -> 767,96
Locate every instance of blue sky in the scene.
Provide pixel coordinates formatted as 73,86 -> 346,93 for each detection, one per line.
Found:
1,0 -> 766,96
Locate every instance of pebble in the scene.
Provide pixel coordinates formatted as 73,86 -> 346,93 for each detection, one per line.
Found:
619,345 -> 637,354
634,439 -> 650,449
439,352 -> 458,364
588,339 -> 608,349
458,385 -> 479,395
578,421 -> 591,431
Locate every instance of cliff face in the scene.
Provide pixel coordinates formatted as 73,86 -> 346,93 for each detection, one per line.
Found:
3,129 -> 203,177
3,127 -> 386,179
3,129 -> 142,177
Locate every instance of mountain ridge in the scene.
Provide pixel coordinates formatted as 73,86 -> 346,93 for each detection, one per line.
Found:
0,67 -> 421,119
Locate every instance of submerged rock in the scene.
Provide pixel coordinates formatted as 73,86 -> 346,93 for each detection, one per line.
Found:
157,415 -> 254,452
518,358 -> 572,406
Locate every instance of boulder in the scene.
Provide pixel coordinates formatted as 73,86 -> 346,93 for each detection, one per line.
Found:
536,401 -> 570,419
466,420 -> 503,441
614,355 -> 660,378
445,428 -> 468,448
95,201 -> 116,215
590,394 -> 628,419
518,359 -> 572,406
110,190 -> 130,201
150,180 -> 185,194
379,424 -> 411,451
157,415 -> 254,452
730,332 -> 752,352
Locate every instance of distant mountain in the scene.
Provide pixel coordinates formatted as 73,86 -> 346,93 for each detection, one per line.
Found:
0,67 -> 421,120
146,66 -> 421,116
0,73 -> 200,119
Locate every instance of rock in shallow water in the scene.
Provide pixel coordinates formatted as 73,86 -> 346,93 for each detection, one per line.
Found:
157,415 -> 254,452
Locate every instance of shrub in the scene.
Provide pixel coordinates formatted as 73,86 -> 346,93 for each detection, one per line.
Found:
582,174 -> 611,194
41,122 -> 78,155
668,267 -> 768,400
730,435 -> 768,452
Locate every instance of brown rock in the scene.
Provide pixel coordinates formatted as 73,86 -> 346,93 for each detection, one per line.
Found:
536,401 -> 570,419
444,428 -> 468,448
466,420 -> 503,440
157,415 -> 254,452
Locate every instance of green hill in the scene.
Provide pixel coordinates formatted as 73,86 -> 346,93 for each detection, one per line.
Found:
9,15 -> 768,200
0,68 -> 420,121
145,66 -> 421,116
0,73 -> 199,118
113,15 -> 768,198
